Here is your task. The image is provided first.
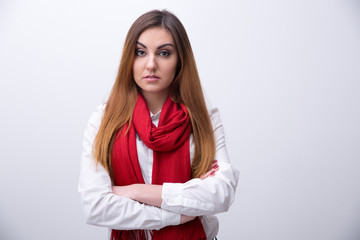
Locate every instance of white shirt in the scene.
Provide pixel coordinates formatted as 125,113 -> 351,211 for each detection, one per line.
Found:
78,103 -> 240,240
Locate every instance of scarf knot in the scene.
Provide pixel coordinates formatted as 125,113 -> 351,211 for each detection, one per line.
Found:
133,94 -> 191,152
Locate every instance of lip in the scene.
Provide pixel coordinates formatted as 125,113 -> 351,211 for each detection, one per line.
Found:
144,75 -> 160,82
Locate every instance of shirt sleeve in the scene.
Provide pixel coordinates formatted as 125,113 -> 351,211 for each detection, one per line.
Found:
78,105 -> 181,230
161,107 -> 240,216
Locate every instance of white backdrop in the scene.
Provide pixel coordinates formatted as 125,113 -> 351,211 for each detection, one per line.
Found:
1,0 -> 360,239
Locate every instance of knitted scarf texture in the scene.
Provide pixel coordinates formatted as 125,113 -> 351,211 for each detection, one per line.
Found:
111,93 -> 206,240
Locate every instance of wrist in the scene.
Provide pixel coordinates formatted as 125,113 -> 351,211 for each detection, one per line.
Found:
131,184 -> 141,200
136,184 -> 163,207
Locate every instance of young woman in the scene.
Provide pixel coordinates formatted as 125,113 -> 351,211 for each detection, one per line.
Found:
79,10 -> 239,240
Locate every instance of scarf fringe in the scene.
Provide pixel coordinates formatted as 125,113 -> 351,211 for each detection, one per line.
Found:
111,229 -> 153,240
111,229 -> 207,240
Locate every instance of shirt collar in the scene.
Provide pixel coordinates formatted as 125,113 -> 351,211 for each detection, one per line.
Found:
150,110 -> 161,122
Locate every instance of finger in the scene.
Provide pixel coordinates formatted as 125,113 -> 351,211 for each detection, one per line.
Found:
201,160 -> 220,179
208,161 -> 217,171
210,160 -> 218,169
211,163 -> 219,171
200,171 -> 211,180
213,164 -> 219,171
210,165 -> 220,176
200,166 -> 219,179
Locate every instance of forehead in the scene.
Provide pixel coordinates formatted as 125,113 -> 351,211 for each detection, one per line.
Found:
137,27 -> 175,46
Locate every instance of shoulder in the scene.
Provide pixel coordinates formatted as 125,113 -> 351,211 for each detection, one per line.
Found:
204,96 -> 220,119
86,104 -> 106,130
204,96 -> 222,128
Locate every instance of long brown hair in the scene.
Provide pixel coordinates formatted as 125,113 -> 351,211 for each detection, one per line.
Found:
94,10 -> 215,179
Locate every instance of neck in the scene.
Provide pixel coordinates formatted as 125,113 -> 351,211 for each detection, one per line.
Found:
141,90 -> 169,114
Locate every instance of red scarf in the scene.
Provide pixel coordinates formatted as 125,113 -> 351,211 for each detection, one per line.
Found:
111,93 -> 207,240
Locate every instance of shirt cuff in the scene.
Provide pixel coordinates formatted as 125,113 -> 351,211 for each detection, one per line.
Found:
161,181 -> 215,215
161,208 -> 181,228
161,182 -> 184,212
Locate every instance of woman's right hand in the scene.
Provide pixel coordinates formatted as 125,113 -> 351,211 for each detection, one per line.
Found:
199,160 -> 219,180
179,160 -> 219,224
180,214 -> 196,224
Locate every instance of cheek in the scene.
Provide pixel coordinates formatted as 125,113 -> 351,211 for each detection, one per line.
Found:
166,60 -> 178,78
133,61 -> 142,79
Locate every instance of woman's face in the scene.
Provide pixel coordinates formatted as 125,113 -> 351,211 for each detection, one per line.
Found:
133,27 -> 178,99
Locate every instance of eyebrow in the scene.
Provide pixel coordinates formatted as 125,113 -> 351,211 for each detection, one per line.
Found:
136,41 -> 175,50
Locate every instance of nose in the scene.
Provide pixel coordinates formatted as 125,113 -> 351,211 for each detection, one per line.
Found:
146,54 -> 157,72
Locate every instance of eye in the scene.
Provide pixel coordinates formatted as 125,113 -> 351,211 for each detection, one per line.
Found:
159,50 -> 170,57
135,49 -> 146,56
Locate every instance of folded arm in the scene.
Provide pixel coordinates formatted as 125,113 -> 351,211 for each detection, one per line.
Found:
112,160 -> 219,207
78,106 -> 183,230
112,108 -> 240,217
162,107 -> 240,216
